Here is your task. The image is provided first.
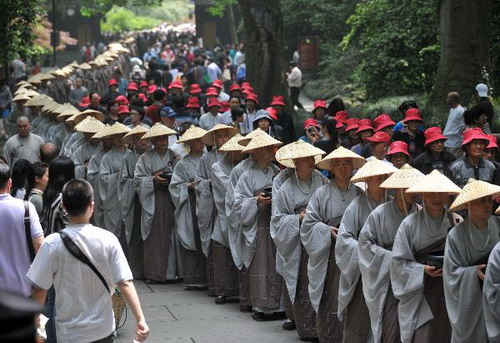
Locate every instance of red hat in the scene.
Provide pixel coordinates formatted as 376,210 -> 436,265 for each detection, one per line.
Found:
303,118 -> 319,130
487,135 -> 498,149
160,87 -> 167,93
79,96 -> 90,108
139,81 -> 149,88
207,98 -> 221,108
147,85 -> 157,94
127,82 -> 138,92
387,141 -> 410,156
189,83 -> 202,94
242,89 -> 253,95
229,84 -> 241,92
138,93 -> 148,102
115,95 -> 129,105
344,118 -> 360,132
169,80 -> 183,90
108,79 -> 118,87
245,93 -> 258,104
219,101 -> 230,113
266,107 -> 278,121
241,82 -> 251,89
402,108 -> 423,123
211,80 -> 223,89
271,96 -> 286,107
206,87 -> 219,97
462,127 -> 488,146
356,118 -> 374,133
186,96 -> 200,109
424,127 -> 448,146
374,113 -> 396,131
118,105 -> 130,115
334,111 -> 349,124
313,100 -> 327,112
366,131 -> 391,145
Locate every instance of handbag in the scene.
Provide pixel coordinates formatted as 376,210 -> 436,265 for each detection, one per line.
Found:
24,201 -> 36,262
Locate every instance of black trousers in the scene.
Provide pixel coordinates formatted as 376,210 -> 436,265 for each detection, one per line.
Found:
290,87 -> 304,109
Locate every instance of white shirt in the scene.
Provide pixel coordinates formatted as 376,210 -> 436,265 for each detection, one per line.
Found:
27,224 -> 133,343
443,105 -> 465,148
207,62 -> 222,83
287,67 -> 302,88
199,112 -> 221,131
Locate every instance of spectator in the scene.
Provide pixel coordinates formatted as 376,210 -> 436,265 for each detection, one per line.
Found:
0,162 -> 44,297
207,57 -> 222,83
68,77 -> 89,107
11,58 -> 26,81
0,79 -> 12,138
3,116 -> 45,166
27,179 -> 149,342
312,100 -> 327,122
40,142 -> 59,165
443,91 -> 465,159
366,131 -> 391,162
475,83 -> 494,128
392,108 -> 425,160
386,141 -> 410,169
286,61 -> 304,110
327,97 -> 345,117
412,127 -> 456,175
271,96 -> 296,144
313,117 -> 339,154
25,161 -> 48,215
10,159 -> 32,199
145,89 -> 167,124
299,118 -> 321,144
464,105 -> 491,134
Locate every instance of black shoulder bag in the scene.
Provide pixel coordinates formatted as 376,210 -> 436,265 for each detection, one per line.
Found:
24,201 -> 36,262
58,231 -> 110,293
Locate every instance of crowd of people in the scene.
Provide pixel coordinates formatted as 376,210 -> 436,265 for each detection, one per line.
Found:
1,28 -> 500,343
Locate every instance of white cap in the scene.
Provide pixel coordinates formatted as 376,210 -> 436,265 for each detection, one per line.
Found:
476,83 -> 488,97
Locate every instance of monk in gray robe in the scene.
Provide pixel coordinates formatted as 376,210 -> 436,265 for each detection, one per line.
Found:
118,126 -> 150,279
483,240 -> 500,342
271,147 -> 328,340
391,170 -> 461,343
134,124 -> 181,283
444,180 -> 500,343
358,165 -> 422,343
87,136 -> 112,228
336,159 -> 396,343
72,135 -> 100,179
234,132 -> 284,320
301,147 -> 365,343
169,127 -> 208,290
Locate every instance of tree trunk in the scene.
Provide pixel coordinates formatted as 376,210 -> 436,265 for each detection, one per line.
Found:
428,0 -> 490,113
226,4 -> 238,45
237,0 -> 288,107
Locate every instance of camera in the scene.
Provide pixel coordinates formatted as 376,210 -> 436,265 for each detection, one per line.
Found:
159,171 -> 173,182
262,187 -> 272,199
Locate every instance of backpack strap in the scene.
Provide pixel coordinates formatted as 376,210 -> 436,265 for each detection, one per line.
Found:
24,201 -> 36,262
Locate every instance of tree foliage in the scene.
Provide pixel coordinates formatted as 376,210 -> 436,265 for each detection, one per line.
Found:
134,0 -> 194,24
80,0 -> 160,16
101,6 -> 161,33
341,0 -> 440,99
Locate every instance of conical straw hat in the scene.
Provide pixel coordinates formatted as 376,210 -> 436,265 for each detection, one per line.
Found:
202,124 -> 239,146
27,73 -> 43,84
241,131 -> 283,153
276,140 -> 325,168
316,146 -> 366,170
98,122 -> 130,138
24,89 -> 39,97
58,105 -> 80,118
91,124 -> 111,139
219,134 -> 245,152
41,102 -> 61,113
380,164 -> 425,189
24,94 -> 50,107
16,80 -> 31,87
14,87 -> 28,95
177,126 -> 208,143
74,109 -> 105,124
79,63 -> 92,70
449,179 -> 500,212
141,123 -> 177,139
406,169 -> 461,194
123,125 -> 149,144
66,113 -> 81,123
39,72 -> 55,81
12,93 -> 31,101
74,116 -> 106,134
51,103 -> 71,114
350,159 -> 397,183
238,128 -> 264,146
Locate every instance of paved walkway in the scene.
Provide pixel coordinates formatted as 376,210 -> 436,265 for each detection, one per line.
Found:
115,281 -> 299,343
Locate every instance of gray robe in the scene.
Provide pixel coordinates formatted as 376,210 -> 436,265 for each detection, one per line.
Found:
99,147 -> 126,237
61,131 -> 83,157
483,241 -> 500,342
211,155 -> 233,247
72,141 -> 99,179
358,199 -> 417,343
118,149 -> 141,244
390,209 -> 454,343
87,148 -> 106,228
444,217 -> 500,343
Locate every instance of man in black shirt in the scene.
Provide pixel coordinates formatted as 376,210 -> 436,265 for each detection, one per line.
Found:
412,127 -> 456,175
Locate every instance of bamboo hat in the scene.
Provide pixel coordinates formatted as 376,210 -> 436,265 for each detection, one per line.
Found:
92,122 -> 130,139
12,93 -> 31,101
14,87 -> 28,95
79,63 -> 92,70
24,89 -> 39,97
219,134 -> 245,152
380,164 -> 425,189
74,109 -> 105,124
16,80 -> 32,87
316,146 -> 366,170
57,104 -> 80,119
449,179 -> 500,212
176,126 -> 208,144
41,102 -> 61,114
141,123 -> 177,140
276,140 -> 325,168
406,170 -> 461,194
202,124 -> 239,146
75,116 -> 106,134
238,128 -> 264,146
39,72 -> 55,81
24,94 -> 51,107
241,131 -> 283,153
123,125 -> 149,144
27,73 -> 43,84
350,159 -> 397,183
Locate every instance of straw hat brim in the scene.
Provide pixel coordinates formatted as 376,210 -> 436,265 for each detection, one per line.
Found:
238,128 -> 265,146
141,123 -> 177,140
316,146 -> 366,170
406,170 -> 461,194
380,164 -> 425,189
177,126 -> 208,144
218,134 -> 245,152
74,117 -> 106,133
13,94 -> 31,101
99,122 -> 131,138
241,132 -> 283,153
350,159 -> 397,183
449,179 -> 500,212
202,124 -> 239,146
123,126 -> 149,144
276,141 -> 325,168
77,109 -> 105,123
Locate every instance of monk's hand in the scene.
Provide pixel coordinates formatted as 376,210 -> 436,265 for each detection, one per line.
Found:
257,193 -> 272,205
424,265 -> 443,277
476,264 -> 487,280
188,182 -> 195,189
153,174 -> 169,186
299,210 -> 306,221
330,226 -> 339,238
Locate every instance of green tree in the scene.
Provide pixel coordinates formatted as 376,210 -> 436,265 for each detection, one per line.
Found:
101,6 -> 161,33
